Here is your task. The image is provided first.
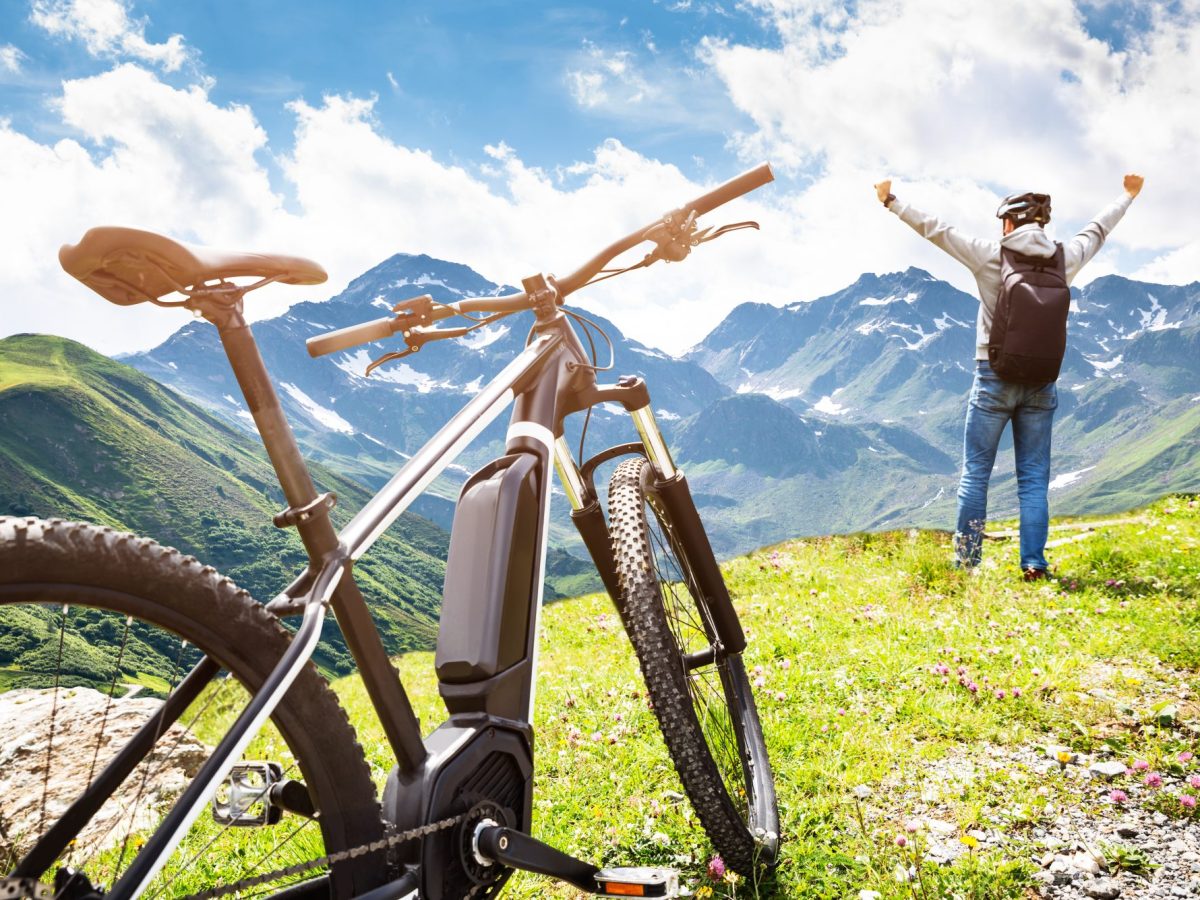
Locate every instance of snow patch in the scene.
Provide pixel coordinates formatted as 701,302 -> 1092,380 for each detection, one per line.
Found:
762,386 -> 802,401
461,324 -> 509,351
372,294 -> 392,311
463,376 -> 483,395
280,383 -> 355,434
1048,466 -> 1095,491
222,394 -> 238,405
1086,354 -> 1123,373
813,396 -> 849,416
655,408 -> 681,421
630,346 -> 669,360
920,486 -> 946,510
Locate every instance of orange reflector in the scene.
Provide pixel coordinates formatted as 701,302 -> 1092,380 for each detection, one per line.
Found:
599,883 -> 646,897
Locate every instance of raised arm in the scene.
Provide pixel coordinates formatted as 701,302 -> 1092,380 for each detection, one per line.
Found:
875,179 -> 996,276
1063,173 -> 1143,282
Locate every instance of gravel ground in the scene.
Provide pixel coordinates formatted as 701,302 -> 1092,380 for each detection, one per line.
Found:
867,660 -> 1200,899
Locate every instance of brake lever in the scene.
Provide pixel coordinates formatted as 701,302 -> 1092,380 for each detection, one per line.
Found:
364,324 -> 472,376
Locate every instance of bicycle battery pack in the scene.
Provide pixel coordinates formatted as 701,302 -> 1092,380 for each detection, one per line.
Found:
436,452 -> 541,716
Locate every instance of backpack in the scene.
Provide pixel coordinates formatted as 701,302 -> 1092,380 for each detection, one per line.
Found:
988,242 -> 1070,385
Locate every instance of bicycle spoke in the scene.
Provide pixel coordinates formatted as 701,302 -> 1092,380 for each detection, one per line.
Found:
39,604 -> 71,841
64,669 -> 232,881
644,502 -> 753,821
113,639 -> 187,876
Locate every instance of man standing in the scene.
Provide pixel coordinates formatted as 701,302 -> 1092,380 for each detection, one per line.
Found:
874,174 -> 1144,579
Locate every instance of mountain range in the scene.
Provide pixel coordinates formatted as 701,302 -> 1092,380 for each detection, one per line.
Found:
115,253 -> 1200,557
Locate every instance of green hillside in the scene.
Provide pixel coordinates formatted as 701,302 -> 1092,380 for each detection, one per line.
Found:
337,496 -> 1198,898
0,334 -> 449,677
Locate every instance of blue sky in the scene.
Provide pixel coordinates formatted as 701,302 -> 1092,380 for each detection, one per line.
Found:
1,0 -> 1197,355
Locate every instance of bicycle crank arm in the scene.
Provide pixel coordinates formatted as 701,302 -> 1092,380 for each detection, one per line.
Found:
473,826 -> 679,897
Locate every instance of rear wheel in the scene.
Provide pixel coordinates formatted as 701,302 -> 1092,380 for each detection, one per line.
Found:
607,459 -> 779,875
0,517 -> 386,899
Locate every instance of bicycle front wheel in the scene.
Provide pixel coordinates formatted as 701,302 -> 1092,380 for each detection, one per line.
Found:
0,517 -> 386,899
607,459 -> 779,875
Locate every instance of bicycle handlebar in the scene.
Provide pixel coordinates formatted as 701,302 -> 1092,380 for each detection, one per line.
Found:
306,162 -> 773,359
307,316 -> 401,357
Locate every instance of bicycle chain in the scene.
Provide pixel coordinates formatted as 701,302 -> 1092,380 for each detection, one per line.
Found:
180,813 -> 469,900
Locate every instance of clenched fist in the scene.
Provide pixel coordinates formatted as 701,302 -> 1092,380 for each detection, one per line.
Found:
1124,174 -> 1144,198
874,180 -> 892,205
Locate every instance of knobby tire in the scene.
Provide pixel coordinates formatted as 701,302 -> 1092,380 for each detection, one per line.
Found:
0,517 -> 386,899
607,459 -> 779,876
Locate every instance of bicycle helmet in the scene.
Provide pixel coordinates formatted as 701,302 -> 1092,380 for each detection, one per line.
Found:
996,192 -> 1051,226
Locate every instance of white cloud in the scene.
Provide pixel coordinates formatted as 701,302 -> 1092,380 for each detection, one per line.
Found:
2,2 -> 1196,363
702,0 -> 1199,284
30,0 -> 189,71
0,44 -> 27,73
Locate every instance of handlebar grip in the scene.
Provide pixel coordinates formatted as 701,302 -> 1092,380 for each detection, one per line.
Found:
680,163 -> 774,217
306,316 -> 398,358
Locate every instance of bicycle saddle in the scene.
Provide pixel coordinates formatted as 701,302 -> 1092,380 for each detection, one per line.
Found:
59,226 -> 327,305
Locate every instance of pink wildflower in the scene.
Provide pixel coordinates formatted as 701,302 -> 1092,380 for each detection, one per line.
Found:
968,682 -> 979,694
1181,795 -> 1197,810
1109,789 -> 1128,804
779,658 -> 792,670
895,835 -> 907,848
707,855 -> 726,880
905,821 -> 920,833
1132,759 -> 1150,772
754,676 -> 766,688
837,707 -> 846,716
1188,774 -> 1200,789
775,691 -> 787,702
1180,751 -> 1195,764
1144,772 -> 1163,789
1012,687 -> 1023,698
995,689 -> 1006,700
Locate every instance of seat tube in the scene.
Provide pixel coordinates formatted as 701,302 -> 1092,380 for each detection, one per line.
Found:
213,310 -> 428,772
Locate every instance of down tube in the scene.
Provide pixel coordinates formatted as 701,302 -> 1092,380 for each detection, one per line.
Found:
341,332 -> 561,560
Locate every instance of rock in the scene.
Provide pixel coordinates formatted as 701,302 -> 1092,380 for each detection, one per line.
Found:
1084,877 -> 1122,899
0,687 -> 209,863
1071,851 -> 1102,875
1041,852 -> 1056,867
859,891 -> 882,900
1035,871 -> 1056,885
1170,839 -> 1190,853
1089,761 -> 1129,780
1116,823 -> 1139,838
1153,812 -> 1169,825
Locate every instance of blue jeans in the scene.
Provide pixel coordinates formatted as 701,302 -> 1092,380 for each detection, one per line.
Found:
954,362 -> 1057,571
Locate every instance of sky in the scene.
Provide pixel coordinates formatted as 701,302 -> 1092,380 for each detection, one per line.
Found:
1,0 -> 1197,357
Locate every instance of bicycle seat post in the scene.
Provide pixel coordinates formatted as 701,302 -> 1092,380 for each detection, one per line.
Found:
189,285 -> 429,774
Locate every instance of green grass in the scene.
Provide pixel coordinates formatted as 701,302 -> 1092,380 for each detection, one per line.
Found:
320,494 -> 1200,897
11,495 -> 1199,898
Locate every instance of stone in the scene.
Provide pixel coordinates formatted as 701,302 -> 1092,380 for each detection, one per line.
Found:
1090,761 -> 1129,780
1084,877 -> 1122,899
1153,812 -> 1170,825
1071,851 -> 1102,875
1170,839 -> 1190,853
859,890 -> 882,900
1116,824 -> 1139,838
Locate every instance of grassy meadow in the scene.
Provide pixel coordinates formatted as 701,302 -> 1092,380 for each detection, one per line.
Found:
323,494 -> 1200,898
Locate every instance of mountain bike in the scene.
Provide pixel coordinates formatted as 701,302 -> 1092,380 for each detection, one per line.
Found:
1,163 -> 779,900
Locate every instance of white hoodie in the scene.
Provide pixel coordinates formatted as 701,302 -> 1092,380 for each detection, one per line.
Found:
889,192 -> 1133,359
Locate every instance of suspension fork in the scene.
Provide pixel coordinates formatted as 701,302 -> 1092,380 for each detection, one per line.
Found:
556,380 -> 746,654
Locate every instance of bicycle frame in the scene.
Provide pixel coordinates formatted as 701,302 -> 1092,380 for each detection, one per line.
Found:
104,288 -> 684,899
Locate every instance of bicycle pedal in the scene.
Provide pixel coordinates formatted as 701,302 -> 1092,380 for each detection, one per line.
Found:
0,877 -> 54,900
211,761 -> 283,826
594,867 -> 679,898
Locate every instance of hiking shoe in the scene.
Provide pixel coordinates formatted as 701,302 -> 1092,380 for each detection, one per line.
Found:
1022,567 -> 1049,582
